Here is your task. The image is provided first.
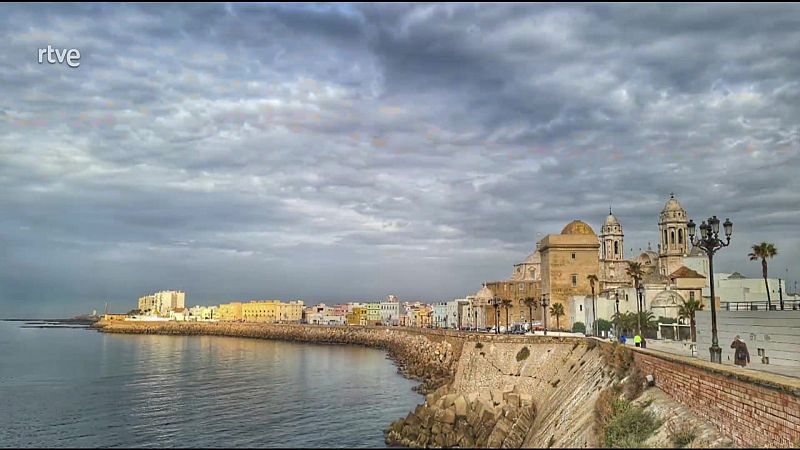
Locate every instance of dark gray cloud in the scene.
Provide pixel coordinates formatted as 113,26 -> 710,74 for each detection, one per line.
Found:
1,3 -> 799,316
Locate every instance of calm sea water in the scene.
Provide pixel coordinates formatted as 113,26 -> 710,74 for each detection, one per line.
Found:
0,321 -> 421,448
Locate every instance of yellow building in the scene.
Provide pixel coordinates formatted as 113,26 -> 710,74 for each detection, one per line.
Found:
414,305 -> 433,328
218,302 -> 243,322
276,301 -> 304,323
347,306 -> 367,326
365,303 -> 381,325
538,220 -> 600,330
242,300 -> 280,323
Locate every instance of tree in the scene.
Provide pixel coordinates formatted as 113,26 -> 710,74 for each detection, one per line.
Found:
626,262 -> 646,335
501,298 -> 513,333
749,242 -> 778,310
572,321 -> 586,334
587,274 -> 599,336
677,297 -> 704,342
522,297 -> 539,332
595,319 -> 612,333
549,302 -> 565,331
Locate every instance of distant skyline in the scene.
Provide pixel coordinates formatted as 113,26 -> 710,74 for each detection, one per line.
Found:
1,3 -> 799,316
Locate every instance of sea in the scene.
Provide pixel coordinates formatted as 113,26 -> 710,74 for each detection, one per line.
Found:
0,320 -> 421,448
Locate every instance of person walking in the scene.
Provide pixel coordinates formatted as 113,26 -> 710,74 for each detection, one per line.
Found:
620,334 -> 627,345
634,334 -> 642,348
731,335 -> 750,368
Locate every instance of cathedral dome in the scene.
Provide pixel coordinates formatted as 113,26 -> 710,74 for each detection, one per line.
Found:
475,284 -> 494,301
561,220 -> 596,236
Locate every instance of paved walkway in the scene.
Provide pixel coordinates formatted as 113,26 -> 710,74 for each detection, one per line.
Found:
612,338 -> 800,379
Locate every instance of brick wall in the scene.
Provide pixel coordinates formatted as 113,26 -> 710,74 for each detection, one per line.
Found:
633,350 -> 800,447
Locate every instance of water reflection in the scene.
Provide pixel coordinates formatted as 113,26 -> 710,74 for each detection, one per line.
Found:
0,322 -> 421,448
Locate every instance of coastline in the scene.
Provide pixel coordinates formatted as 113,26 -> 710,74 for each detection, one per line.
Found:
93,320 -> 465,395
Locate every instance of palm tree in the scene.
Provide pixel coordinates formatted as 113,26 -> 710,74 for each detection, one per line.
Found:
626,262 -> 646,335
587,274 -> 599,336
749,242 -> 778,310
521,297 -> 539,332
677,297 -> 704,342
501,298 -> 513,333
549,302 -> 565,331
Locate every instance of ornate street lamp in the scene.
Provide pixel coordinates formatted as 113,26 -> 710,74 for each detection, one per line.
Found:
614,290 -> 620,341
687,215 -> 733,363
636,284 -> 645,346
541,294 -> 550,336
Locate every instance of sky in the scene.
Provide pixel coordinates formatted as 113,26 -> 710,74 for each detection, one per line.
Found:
1,3 -> 799,317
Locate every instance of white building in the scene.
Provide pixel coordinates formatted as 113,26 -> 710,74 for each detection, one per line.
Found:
380,295 -> 400,326
432,302 -> 449,328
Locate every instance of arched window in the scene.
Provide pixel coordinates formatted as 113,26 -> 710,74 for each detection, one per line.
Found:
614,241 -> 619,256
664,230 -> 668,246
670,230 -> 675,245
678,229 -> 683,245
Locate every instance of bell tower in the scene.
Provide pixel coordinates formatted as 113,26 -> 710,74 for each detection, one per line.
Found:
658,193 -> 689,275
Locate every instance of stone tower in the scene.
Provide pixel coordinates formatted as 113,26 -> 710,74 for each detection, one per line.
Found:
658,193 -> 689,276
600,208 -> 624,262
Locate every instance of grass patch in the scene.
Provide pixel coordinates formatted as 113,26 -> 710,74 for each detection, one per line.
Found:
595,386 -> 661,448
516,346 -> 530,362
667,421 -> 697,448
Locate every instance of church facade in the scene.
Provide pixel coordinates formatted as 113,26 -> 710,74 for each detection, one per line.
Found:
474,194 -> 710,330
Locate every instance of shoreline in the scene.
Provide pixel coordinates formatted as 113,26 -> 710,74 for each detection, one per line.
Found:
93,320 -> 466,395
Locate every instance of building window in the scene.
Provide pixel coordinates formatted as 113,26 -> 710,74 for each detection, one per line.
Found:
689,291 -> 695,301
519,284 -> 524,291
579,304 -> 583,311
614,241 -> 619,256
571,274 -> 577,287
571,252 -> 576,260
678,229 -> 683,245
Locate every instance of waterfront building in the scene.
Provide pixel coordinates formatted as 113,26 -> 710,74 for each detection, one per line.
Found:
413,304 -> 433,328
242,300 -> 280,322
446,299 -> 468,329
346,306 -> 367,326
277,301 -> 304,323
365,302 -> 381,325
432,302 -> 449,328
188,305 -> 218,321
218,302 -> 243,321
380,295 -> 400,326
137,290 -> 186,316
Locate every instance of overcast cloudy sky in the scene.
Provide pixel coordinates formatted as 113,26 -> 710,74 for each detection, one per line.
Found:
1,3 -> 799,316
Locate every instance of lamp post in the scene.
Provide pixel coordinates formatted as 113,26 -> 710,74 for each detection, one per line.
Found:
614,290 -> 620,341
636,284 -> 644,335
541,294 -> 549,336
687,215 -> 733,363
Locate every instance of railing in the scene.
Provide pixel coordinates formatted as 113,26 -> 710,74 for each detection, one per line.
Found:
720,300 -> 800,311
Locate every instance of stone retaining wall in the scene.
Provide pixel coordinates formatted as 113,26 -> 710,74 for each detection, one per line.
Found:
631,348 -> 800,448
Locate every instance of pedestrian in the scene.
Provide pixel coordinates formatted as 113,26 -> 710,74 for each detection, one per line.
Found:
634,334 -> 642,347
620,334 -> 627,345
731,335 -> 750,368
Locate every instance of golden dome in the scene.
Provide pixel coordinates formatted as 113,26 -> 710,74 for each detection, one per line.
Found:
561,220 -> 596,236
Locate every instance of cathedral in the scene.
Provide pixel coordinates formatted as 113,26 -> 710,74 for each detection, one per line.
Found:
475,194 -> 709,330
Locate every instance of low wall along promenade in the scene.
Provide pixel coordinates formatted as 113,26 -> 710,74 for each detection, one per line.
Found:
95,320 -> 800,448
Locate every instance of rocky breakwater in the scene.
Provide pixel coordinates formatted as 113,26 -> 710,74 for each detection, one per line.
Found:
94,320 -> 462,395
385,381 -> 536,448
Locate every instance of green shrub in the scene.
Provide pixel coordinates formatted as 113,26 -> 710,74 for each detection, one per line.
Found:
667,421 -> 697,448
603,398 -> 661,448
596,319 -> 612,332
572,321 -> 587,333
516,346 -> 530,361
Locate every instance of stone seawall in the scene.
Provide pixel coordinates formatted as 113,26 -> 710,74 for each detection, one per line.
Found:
95,321 -> 800,448
632,347 -> 800,448
95,321 -> 462,395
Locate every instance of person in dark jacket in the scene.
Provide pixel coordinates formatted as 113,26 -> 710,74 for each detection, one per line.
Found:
731,335 -> 750,367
